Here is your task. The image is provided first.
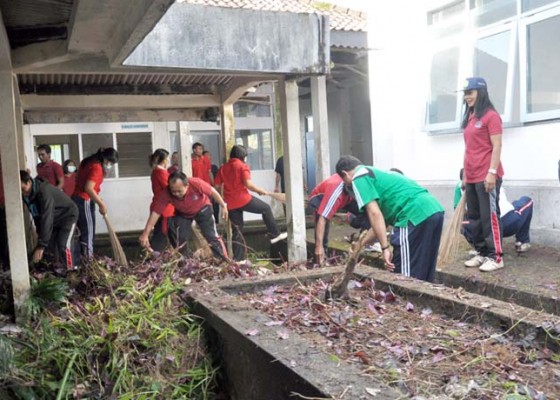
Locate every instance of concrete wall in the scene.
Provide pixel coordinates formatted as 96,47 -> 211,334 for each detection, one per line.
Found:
366,1 -> 560,246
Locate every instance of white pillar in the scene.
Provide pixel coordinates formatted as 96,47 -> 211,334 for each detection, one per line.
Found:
279,79 -> 307,262
220,103 -> 235,164
0,72 -> 30,318
311,76 -> 330,183
176,121 -> 193,177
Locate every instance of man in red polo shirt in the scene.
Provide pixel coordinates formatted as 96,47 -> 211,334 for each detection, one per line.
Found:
191,143 -> 213,184
139,172 -> 229,261
36,144 -> 64,189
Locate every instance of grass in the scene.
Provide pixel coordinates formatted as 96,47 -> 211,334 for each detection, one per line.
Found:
0,257 -> 218,399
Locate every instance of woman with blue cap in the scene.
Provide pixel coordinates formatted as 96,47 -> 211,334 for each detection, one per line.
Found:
461,77 -> 505,272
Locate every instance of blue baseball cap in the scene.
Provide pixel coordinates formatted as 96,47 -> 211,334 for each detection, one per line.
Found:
461,77 -> 487,91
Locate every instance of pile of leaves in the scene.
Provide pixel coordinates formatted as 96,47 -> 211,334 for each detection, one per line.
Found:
241,278 -> 560,399
0,255 -> 220,399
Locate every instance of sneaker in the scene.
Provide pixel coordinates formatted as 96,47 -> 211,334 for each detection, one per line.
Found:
516,242 -> 531,253
464,255 -> 485,268
479,257 -> 504,272
364,243 -> 382,252
270,232 -> 288,244
468,249 -> 479,256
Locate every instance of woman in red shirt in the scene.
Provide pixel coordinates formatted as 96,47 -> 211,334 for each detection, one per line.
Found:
62,159 -> 77,197
461,77 -> 504,272
215,145 -> 286,262
148,149 -> 175,252
72,147 -> 119,259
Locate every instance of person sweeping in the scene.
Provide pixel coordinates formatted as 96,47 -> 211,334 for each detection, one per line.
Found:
148,149 -> 175,252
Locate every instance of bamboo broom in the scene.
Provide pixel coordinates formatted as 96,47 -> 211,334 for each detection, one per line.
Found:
437,192 -> 467,268
102,214 -> 128,266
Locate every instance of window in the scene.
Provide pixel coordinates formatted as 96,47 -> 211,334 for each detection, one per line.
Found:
471,0 -> 516,27
428,46 -> 461,127
82,134 -> 116,178
116,132 -> 152,178
235,129 -> 273,170
522,0 -> 558,11
233,101 -> 271,118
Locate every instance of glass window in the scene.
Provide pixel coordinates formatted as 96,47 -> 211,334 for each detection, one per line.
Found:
474,30 -> 512,115
82,134 -> 115,178
116,132 -> 152,178
471,0 -> 516,27
235,129 -> 273,170
526,13 -> 560,113
428,46 -> 460,125
522,0 -> 559,12
233,101 -> 271,118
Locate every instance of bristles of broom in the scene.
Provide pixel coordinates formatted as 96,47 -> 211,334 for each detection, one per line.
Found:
437,193 -> 467,268
102,214 -> 128,266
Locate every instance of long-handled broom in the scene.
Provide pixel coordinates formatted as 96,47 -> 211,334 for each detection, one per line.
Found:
102,214 -> 128,266
437,192 -> 467,268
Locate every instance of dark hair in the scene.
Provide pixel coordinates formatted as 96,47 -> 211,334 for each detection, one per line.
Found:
63,159 -> 77,174
202,150 -> 210,156
230,145 -> 247,161
37,144 -> 52,154
168,171 -> 188,186
389,167 -> 404,175
336,155 -> 362,177
459,168 -> 464,181
80,147 -> 119,168
461,87 -> 497,129
192,142 -> 203,151
149,148 -> 169,167
20,170 -> 32,183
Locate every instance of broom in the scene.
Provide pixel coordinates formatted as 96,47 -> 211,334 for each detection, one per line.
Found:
102,214 -> 128,266
436,192 -> 466,268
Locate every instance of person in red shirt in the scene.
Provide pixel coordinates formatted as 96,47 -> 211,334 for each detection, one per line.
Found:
167,151 -> 179,175
0,158 -> 8,270
214,145 -> 287,262
461,77 -> 504,272
191,143 -> 213,184
148,149 -> 175,252
62,159 -> 77,197
139,172 -> 229,261
72,147 -> 119,259
36,144 -> 64,189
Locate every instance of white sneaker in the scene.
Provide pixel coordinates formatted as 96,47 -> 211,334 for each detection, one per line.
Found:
270,232 -> 288,244
464,255 -> 485,268
468,249 -> 479,256
516,242 -> 531,253
479,257 -> 504,272
364,243 -> 382,252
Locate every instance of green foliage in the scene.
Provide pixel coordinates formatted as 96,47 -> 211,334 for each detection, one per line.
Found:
24,276 -> 68,318
0,259 -> 217,399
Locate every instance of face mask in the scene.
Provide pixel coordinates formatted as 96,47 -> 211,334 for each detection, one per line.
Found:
68,166 -> 76,173
104,163 -> 113,171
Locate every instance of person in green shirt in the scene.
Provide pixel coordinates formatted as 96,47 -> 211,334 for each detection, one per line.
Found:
336,155 -> 445,282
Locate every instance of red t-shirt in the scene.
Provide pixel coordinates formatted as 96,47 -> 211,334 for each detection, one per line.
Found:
309,174 -> 352,220
73,161 -> 104,200
152,177 -> 212,218
36,160 -> 64,186
463,109 -> 504,183
192,155 -> 212,184
62,173 -> 76,197
214,158 -> 252,210
167,165 -> 179,175
150,167 -> 174,217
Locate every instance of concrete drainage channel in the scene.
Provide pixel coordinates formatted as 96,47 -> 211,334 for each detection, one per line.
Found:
185,265 -> 560,399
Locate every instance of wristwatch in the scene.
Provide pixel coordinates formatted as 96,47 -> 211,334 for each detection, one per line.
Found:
488,168 -> 497,175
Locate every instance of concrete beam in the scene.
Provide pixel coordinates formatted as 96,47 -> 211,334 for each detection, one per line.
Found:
107,0 -> 175,67
311,76 -> 331,183
177,121 -> 193,177
10,40 -> 76,71
21,94 -> 221,111
221,78 -> 270,105
0,10 -> 12,72
24,109 -> 206,124
0,72 -> 30,319
279,79 -> 307,262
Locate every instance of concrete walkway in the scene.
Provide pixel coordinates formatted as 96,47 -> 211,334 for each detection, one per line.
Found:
306,220 -> 560,316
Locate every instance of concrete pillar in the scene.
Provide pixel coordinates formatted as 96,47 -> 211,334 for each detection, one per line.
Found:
279,79 -> 307,262
0,72 -> 30,318
13,76 -> 26,169
220,103 -> 235,164
311,76 -> 330,183
176,121 -> 193,177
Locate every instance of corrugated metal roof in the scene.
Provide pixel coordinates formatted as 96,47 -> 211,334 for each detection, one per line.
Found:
181,0 -> 367,31
0,0 -> 74,28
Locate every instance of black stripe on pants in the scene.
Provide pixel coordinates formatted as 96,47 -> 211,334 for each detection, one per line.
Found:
73,196 -> 96,259
229,196 -> 280,261
168,206 -> 229,262
391,212 -> 444,282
